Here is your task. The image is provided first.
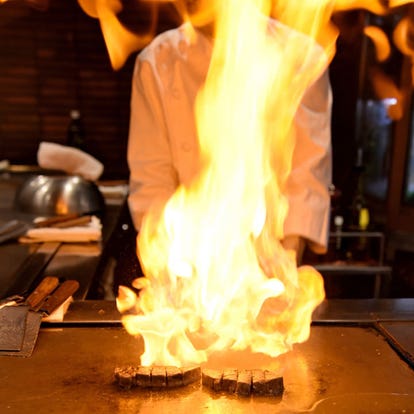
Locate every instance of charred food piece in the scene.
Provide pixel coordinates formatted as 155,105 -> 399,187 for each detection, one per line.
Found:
165,366 -> 184,387
236,370 -> 252,396
202,368 -> 223,392
151,366 -> 167,387
251,369 -> 266,395
202,368 -> 283,397
182,366 -> 202,386
114,366 -> 137,390
222,369 -> 238,393
263,369 -> 284,396
136,366 -> 152,387
114,365 -> 201,389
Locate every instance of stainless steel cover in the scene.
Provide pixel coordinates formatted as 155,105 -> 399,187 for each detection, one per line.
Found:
14,175 -> 105,216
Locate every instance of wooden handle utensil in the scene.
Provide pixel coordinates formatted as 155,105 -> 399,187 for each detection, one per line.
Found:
25,276 -> 60,310
40,280 -> 80,315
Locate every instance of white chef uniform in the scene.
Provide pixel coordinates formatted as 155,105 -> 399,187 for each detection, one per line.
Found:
127,21 -> 332,254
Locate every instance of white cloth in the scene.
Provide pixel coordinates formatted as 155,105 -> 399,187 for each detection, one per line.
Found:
19,216 -> 102,243
127,22 -> 332,253
42,296 -> 73,322
37,142 -> 104,181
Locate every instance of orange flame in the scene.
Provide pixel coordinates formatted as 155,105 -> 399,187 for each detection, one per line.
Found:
116,0 -> 339,367
109,1 -> 414,368
334,0 -> 388,15
390,0 -> 414,7
77,0 -> 157,70
364,25 -> 391,62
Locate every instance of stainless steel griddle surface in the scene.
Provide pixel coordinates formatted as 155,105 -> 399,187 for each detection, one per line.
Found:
1,324 -> 414,413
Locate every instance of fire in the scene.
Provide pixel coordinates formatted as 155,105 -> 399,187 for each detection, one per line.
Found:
364,25 -> 391,62
117,0 -> 337,368
77,0 -> 156,70
76,0 -> 414,367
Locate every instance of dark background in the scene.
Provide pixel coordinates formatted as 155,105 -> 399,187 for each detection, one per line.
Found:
0,1 -> 362,182
1,1 -> 414,297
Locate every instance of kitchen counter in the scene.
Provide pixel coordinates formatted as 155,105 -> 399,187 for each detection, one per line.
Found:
2,171 -> 414,412
0,169 -> 128,300
1,299 -> 414,413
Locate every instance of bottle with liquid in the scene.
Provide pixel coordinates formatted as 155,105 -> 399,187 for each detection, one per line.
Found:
348,147 -> 370,262
349,147 -> 369,231
67,109 -> 86,151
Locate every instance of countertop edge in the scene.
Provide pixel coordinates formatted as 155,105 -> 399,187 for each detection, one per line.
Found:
52,298 -> 414,326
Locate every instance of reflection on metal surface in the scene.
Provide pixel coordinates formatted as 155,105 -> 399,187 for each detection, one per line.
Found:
377,322 -> 414,368
1,325 -> 414,412
14,175 -> 105,216
0,242 -> 60,300
310,393 -> 414,413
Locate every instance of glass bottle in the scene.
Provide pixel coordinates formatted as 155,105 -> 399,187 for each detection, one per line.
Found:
349,147 -> 369,231
67,109 -> 86,151
349,147 -> 370,262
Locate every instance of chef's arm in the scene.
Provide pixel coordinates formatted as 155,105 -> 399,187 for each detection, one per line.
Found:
283,69 -> 333,259
127,56 -> 178,231
281,235 -> 306,264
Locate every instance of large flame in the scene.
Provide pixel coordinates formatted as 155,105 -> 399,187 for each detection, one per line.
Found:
113,0 -> 414,368
77,0 -> 157,70
117,0 -> 338,368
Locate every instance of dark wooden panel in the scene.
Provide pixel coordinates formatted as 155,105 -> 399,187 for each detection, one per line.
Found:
0,0 -> 180,178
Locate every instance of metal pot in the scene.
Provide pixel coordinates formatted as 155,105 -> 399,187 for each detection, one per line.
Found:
14,174 -> 105,216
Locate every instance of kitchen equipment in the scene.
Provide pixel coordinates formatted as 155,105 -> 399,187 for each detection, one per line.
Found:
25,275 -> 60,310
0,306 -> 27,351
39,279 -> 79,315
0,277 -> 79,357
1,299 -> 414,413
0,276 -> 58,353
14,174 -> 105,217
0,219 -> 30,244
34,214 -> 92,228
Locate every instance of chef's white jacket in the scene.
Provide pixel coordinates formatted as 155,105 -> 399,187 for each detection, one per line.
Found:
127,22 -> 332,254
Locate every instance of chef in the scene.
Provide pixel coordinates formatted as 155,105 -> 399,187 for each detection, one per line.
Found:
127,1 -> 332,265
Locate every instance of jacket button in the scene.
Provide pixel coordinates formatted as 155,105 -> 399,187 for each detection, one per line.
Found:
181,142 -> 192,152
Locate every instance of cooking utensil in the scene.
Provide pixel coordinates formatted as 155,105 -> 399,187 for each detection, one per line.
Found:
14,174 -> 105,216
39,279 -> 79,315
0,306 -> 27,352
0,212 -> 93,245
0,276 -> 57,353
0,277 -> 79,357
0,220 -> 31,244
25,276 -> 60,310
34,214 -> 92,229
49,215 -> 92,229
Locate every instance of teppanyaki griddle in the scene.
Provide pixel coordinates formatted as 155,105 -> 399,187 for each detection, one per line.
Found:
0,318 -> 414,413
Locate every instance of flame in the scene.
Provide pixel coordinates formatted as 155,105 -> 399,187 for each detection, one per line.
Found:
75,1 -> 414,74
77,0 -> 157,70
334,0 -> 388,15
364,25 -> 391,62
106,1 -> 414,368
390,0 -> 414,6
394,9 -> 414,85
116,0 -> 342,368
362,24 -> 404,120
369,66 -> 404,120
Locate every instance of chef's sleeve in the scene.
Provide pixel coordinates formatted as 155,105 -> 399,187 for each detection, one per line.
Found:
283,69 -> 332,254
127,55 -> 179,231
